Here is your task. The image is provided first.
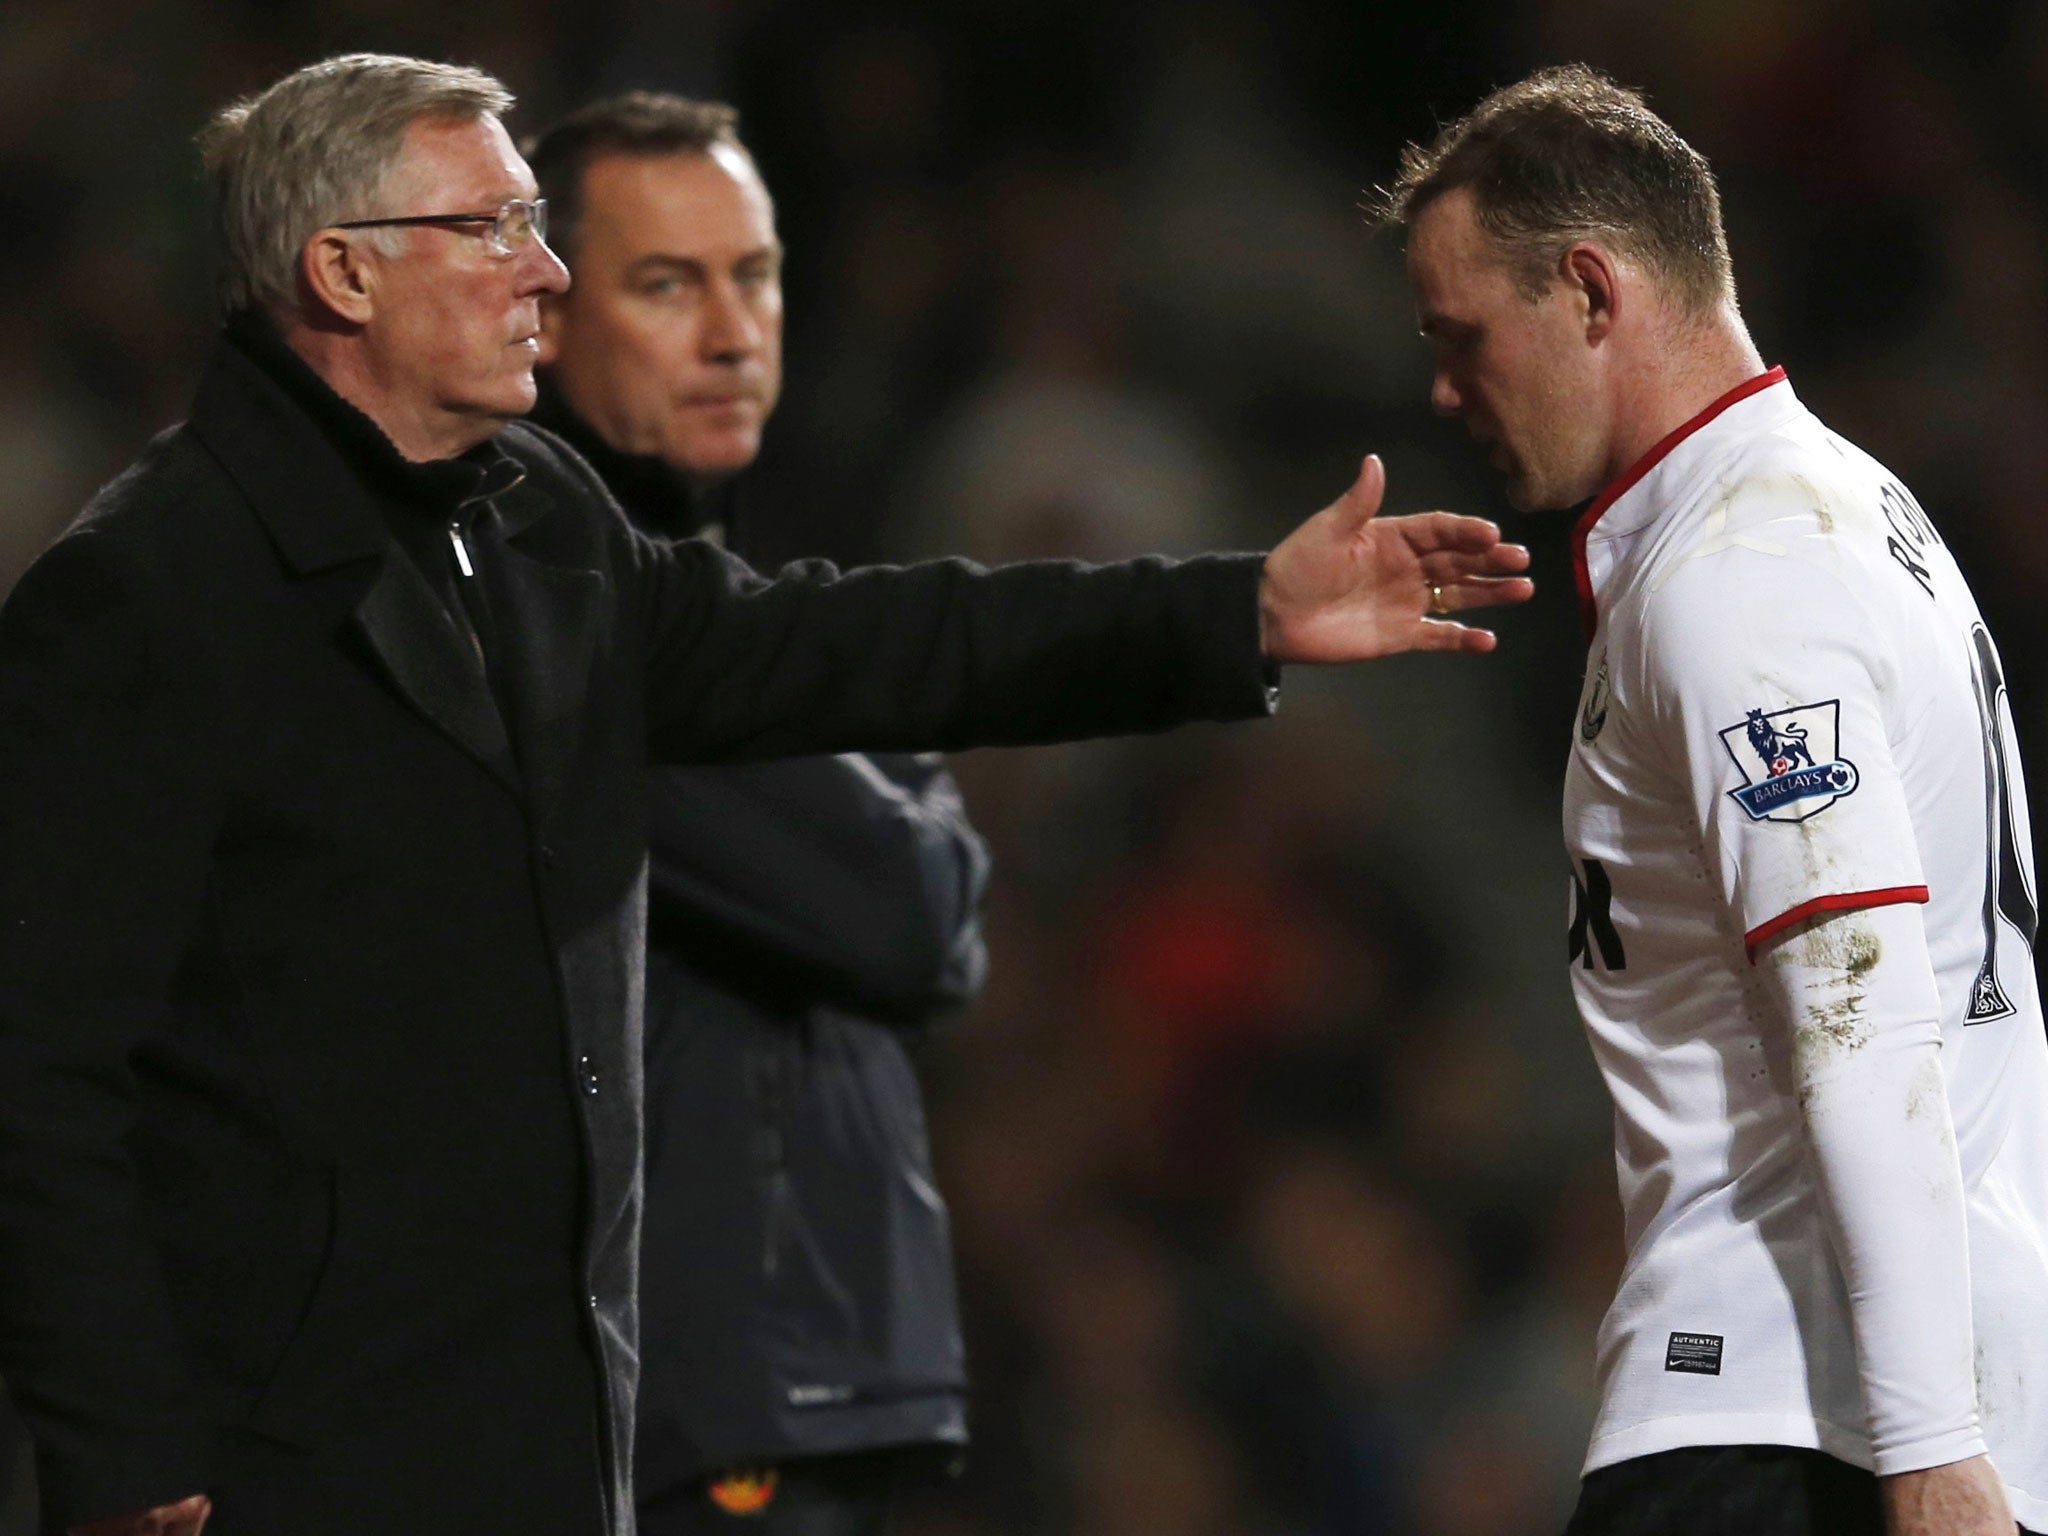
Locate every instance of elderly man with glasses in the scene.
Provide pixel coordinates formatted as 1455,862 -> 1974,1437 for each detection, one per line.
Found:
0,53 -> 1529,1536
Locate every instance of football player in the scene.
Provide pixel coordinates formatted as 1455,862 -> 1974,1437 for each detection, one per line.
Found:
1381,64 -> 2047,1536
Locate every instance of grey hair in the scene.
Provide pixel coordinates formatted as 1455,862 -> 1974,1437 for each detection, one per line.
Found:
199,53 -> 515,319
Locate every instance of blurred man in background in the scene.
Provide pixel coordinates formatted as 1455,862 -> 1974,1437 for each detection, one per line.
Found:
527,94 -> 986,1535
1383,65 -> 2047,1536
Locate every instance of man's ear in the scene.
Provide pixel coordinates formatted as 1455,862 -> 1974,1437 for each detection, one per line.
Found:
537,291 -> 566,367
300,230 -> 379,326
1562,241 -> 1621,344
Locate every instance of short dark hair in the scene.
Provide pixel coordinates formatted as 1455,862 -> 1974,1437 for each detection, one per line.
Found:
523,91 -> 746,260
1374,65 -> 1733,312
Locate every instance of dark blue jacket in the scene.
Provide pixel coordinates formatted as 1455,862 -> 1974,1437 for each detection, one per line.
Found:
529,393 -> 987,1495
638,753 -> 984,1487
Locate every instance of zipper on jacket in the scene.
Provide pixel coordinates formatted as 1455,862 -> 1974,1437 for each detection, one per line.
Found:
444,461 -> 525,671
751,1053 -> 792,1277
445,517 -> 488,673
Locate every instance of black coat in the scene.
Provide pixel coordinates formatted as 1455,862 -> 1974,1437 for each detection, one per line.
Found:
532,398 -> 990,1494
0,327 -> 1272,1536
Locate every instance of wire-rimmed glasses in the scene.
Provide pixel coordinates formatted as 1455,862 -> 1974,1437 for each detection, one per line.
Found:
332,197 -> 548,258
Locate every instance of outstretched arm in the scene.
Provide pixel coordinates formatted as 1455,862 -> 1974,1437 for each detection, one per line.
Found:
628,452 -> 1531,765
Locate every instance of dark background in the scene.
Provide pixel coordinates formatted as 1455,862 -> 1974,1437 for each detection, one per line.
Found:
3,2 -> 2045,1532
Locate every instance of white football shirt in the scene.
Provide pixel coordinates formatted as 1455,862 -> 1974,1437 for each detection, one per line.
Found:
1563,367 -> 2048,1524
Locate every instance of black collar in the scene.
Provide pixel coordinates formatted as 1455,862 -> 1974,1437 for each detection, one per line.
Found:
225,310 -> 523,515
528,377 -> 737,543
190,313 -> 530,574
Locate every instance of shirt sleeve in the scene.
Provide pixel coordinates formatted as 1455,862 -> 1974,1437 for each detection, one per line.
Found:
1639,545 -> 1927,956
1752,899 -> 1984,1473
623,531 -> 1278,765
1643,529 -> 1981,1473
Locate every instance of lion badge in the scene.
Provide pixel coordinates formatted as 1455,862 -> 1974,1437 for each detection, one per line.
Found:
1717,701 -> 1860,823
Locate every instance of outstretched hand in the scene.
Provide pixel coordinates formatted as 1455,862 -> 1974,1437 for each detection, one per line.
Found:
1258,455 -> 1533,661
68,1494 -> 211,1536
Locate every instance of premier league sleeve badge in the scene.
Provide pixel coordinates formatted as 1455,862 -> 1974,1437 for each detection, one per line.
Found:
1717,701 -> 1861,822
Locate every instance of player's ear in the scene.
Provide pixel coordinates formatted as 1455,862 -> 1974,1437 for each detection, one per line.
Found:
300,229 -> 379,326
1562,241 -> 1621,344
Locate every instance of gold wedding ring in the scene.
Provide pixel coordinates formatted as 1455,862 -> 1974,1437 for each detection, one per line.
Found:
1429,583 -> 1449,616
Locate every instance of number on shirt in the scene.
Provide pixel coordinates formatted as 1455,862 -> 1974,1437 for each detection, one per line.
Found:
1965,622 -> 2038,1023
1882,482 -> 1939,600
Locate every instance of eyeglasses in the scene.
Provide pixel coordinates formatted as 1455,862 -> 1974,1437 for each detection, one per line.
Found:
333,197 -> 548,258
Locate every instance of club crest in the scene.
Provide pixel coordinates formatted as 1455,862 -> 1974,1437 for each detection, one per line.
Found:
1579,653 -> 1611,745
1718,701 -> 1859,822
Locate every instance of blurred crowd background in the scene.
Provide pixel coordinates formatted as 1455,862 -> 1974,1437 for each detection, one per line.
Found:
4,1 -> 2047,1532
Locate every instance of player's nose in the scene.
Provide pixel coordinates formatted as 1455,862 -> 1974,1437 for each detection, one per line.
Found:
521,235 -> 571,297
1430,369 -> 1462,417
700,279 -> 761,361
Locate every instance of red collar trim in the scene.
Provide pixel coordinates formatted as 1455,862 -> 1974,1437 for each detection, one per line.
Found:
1569,365 -> 1787,642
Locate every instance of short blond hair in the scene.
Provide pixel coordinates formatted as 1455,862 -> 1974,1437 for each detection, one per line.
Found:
1374,65 -> 1734,313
